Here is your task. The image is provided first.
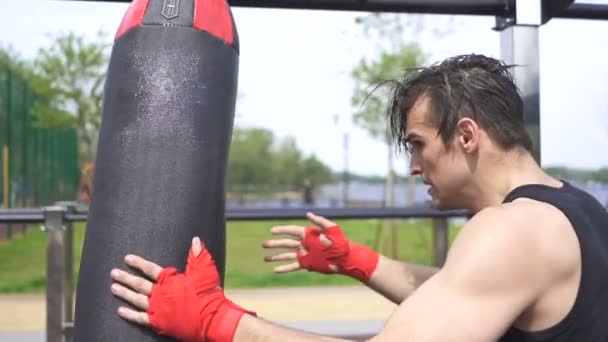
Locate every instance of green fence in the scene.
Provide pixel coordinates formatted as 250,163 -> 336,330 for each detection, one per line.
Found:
0,65 -> 79,208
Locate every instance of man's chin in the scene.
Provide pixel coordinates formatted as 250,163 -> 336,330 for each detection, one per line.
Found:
431,198 -> 458,211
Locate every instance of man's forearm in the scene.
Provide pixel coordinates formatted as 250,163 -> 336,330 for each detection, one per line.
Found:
367,256 -> 439,304
233,314 -> 360,342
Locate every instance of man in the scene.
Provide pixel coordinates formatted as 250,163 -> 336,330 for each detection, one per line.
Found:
109,54 -> 608,341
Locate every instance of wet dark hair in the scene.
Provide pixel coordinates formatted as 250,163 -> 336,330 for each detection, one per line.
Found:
387,53 -> 533,153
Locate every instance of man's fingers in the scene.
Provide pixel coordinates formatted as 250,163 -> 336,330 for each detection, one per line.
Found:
111,283 -> 149,310
270,225 -> 305,239
274,262 -> 301,273
124,254 -> 163,281
117,306 -> 150,326
306,212 -> 336,229
262,239 -> 301,249
264,252 -> 298,262
192,237 -> 202,257
111,268 -> 153,296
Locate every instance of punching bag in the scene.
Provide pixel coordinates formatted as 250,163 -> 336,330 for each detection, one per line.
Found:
73,0 -> 239,340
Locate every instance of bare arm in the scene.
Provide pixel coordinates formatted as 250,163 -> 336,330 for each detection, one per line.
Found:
368,207 -> 547,342
264,212 -> 439,304
234,315 -> 355,342
227,206 -> 547,342
229,259 -> 440,342
111,206 -> 554,342
367,256 -> 439,304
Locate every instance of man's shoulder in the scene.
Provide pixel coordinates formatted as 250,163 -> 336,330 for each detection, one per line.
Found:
447,204 -> 544,267
447,200 -> 579,287
466,198 -> 571,240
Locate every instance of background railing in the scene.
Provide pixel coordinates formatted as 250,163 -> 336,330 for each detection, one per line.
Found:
0,202 -> 469,342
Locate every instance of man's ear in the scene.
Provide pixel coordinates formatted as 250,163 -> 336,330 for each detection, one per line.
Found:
455,118 -> 479,153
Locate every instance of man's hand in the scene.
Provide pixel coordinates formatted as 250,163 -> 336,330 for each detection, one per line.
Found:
110,237 -> 255,342
262,212 -> 380,283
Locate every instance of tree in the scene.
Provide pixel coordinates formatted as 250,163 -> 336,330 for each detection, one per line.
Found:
350,13 -> 454,258
28,31 -> 110,164
351,13 -> 456,205
228,127 -> 275,188
351,14 -> 434,209
0,45 -> 30,77
298,155 -> 333,188
227,127 -> 333,191
273,136 -> 303,186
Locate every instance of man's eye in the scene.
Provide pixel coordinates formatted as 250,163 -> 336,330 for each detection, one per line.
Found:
406,140 -> 423,152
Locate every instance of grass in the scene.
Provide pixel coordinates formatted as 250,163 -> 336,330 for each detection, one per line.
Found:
0,219 -> 461,293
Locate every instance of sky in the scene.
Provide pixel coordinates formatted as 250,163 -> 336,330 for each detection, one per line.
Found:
1,0 -> 608,176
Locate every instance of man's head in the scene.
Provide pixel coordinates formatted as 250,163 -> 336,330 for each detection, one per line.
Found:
387,54 -> 533,209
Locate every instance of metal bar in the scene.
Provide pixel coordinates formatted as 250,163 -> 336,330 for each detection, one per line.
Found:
55,202 -> 76,342
53,0 -> 608,21
43,206 -> 66,342
0,207 -> 471,223
432,218 -> 449,266
499,0 -> 541,163
0,208 -> 46,214
555,3 -> 608,20
223,207 -> 470,220
61,0 -> 512,15
63,224 -> 74,341
229,0 -> 509,15
0,214 -> 45,223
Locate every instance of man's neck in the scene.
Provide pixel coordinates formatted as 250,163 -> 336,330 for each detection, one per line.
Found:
466,149 -> 560,213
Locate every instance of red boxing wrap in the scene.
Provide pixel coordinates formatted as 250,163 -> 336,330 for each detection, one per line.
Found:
147,245 -> 256,342
297,226 -> 380,283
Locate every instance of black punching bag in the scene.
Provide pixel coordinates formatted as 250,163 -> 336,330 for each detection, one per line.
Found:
73,0 -> 239,340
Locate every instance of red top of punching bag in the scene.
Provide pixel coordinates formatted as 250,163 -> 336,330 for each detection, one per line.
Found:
114,0 -> 235,46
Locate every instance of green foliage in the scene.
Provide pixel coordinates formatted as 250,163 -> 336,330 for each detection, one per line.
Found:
228,127 -> 333,189
229,127 -> 276,187
0,219 -> 461,292
590,168 -> 608,183
0,45 -> 30,78
351,43 -> 428,143
28,31 -> 110,163
544,166 -> 608,183
350,13 -> 455,144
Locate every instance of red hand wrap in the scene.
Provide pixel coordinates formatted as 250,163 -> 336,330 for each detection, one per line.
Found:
148,267 -> 201,342
297,226 -> 380,283
147,245 -> 256,342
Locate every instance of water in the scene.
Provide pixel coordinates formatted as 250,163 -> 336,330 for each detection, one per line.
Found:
227,180 -> 608,209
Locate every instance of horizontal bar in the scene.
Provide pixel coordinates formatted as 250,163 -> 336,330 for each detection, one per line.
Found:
0,208 -> 45,214
58,0 -> 511,15
222,207 -> 470,220
227,0 -> 510,15
61,0 -> 608,21
0,207 -> 470,223
554,3 -> 608,20
0,213 -> 45,223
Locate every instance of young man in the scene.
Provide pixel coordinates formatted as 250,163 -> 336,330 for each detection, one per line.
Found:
109,54 -> 608,341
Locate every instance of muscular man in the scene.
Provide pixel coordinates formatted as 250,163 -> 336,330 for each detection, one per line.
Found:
109,54 -> 608,341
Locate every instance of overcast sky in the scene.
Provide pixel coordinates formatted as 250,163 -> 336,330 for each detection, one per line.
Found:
2,0 -> 608,175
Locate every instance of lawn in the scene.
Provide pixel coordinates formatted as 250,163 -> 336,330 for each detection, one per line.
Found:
0,218 -> 460,293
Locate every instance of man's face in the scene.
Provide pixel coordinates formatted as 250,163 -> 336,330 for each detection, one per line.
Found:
404,95 -> 470,209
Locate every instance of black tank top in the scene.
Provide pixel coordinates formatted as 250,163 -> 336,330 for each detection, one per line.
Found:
499,180 -> 608,342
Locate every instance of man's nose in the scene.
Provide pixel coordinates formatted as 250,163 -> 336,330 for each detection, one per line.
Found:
409,157 -> 422,176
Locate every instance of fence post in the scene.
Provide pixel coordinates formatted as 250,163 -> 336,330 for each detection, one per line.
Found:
432,218 -> 449,267
43,205 -> 67,342
55,201 -> 76,342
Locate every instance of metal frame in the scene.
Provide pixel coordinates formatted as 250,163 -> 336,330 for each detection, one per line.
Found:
495,0 -> 543,162
65,0 -> 608,20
